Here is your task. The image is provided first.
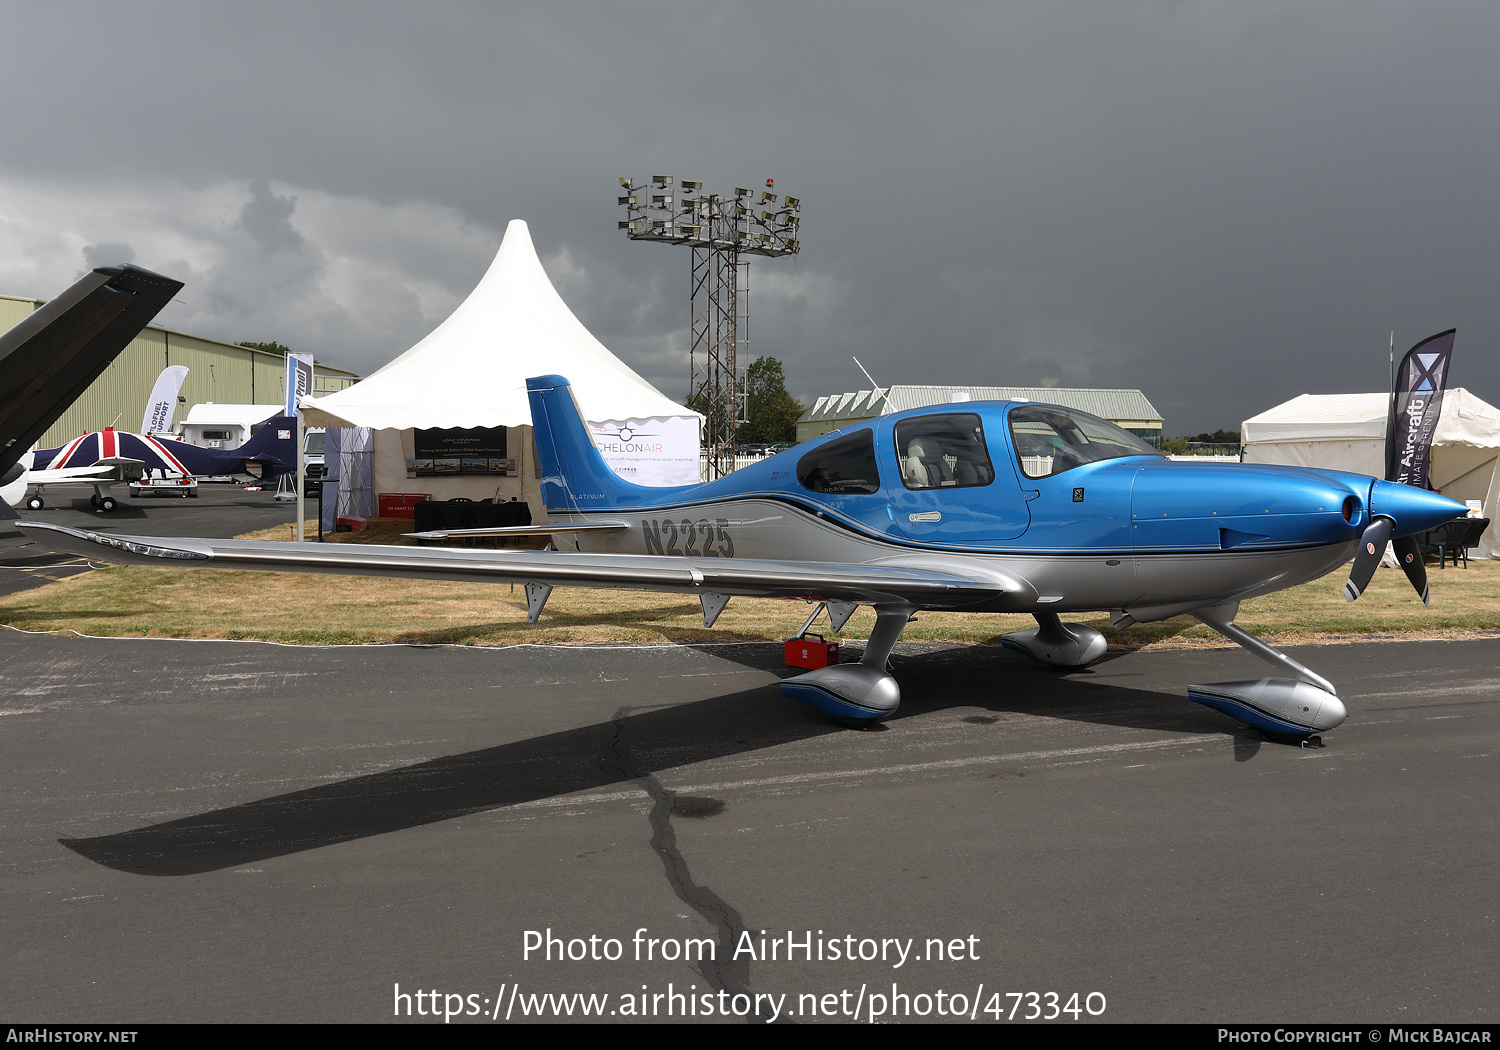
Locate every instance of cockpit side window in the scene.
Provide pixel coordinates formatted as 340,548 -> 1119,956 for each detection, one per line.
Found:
1009,404 -> 1163,479
797,429 -> 881,494
894,413 -> 994,491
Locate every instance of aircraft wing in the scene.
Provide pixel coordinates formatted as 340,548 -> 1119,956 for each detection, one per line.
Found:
16,522 -> 1027,609
0,265 -> 183,476
21,465 -> 121,483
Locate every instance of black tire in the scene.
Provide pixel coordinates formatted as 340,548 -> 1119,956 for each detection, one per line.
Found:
130,488 -> 140,498
99,497 -> 117,512
26,496 -> 43,511
89,495 -> 102,509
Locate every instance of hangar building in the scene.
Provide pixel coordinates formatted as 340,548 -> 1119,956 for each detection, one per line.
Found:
0,293 -> 358,447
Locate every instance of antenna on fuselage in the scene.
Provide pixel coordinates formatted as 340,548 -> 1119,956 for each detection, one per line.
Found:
852,355 -> 883,392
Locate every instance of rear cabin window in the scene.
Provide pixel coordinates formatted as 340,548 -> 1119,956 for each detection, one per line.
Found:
797,429 -> 881,494
895,413 -> 994,490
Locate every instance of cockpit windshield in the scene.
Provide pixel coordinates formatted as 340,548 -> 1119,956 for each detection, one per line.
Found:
1009,404 -> 1163,479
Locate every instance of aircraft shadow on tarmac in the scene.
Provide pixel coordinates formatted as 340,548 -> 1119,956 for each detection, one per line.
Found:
61,647 -> 1260,877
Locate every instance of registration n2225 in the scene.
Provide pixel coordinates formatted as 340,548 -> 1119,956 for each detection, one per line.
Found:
641,518 -> 735,558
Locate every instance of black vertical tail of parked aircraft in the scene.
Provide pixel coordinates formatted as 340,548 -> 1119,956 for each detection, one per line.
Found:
0,264 -> 185,515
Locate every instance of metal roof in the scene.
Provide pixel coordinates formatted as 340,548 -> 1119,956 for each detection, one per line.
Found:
800,388 -> 889,423
799,385 -> 1163,425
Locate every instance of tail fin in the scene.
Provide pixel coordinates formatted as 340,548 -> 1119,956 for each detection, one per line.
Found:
236,416 -> 298,472
526,375 -> 694,511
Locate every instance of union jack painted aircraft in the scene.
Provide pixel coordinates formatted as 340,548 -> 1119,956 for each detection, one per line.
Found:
0,264 -> 183,517
20,375 -> 1465,740
15,420 -> 299,511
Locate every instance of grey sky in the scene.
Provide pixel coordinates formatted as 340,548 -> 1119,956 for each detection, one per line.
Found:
1,2 -> 1496,432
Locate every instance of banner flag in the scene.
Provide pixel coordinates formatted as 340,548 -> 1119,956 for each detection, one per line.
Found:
284,353 -> 315,417
589,415 -> 701,486
140,365 -> 189,435
1387,329 -> 1455,488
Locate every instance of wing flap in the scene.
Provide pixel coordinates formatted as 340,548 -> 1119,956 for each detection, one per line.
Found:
18,522 -> 1017,607
403,520 -> 629,540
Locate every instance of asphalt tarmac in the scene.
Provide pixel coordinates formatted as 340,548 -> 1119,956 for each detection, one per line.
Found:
0,484 -> 303,598
0,621 -> 1494,1023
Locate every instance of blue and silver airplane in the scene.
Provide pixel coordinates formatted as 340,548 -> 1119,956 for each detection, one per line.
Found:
18,374 -> 1466,739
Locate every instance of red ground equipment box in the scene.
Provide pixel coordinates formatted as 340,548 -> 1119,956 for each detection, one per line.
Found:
784,633 -> 840,669
377,492 -> 431,519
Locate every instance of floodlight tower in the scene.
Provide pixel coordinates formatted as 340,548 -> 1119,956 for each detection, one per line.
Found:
617,176 -> 802,477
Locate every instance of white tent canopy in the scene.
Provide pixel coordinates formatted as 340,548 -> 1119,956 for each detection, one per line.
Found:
299,220 -> 693,431
1243,389 -> 1500,557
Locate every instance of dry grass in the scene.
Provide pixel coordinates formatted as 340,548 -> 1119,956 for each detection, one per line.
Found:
4,527 -> 1498,650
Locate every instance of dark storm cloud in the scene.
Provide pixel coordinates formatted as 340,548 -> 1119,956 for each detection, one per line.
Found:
2,2 -> 1498,431
81,242 -> 134,271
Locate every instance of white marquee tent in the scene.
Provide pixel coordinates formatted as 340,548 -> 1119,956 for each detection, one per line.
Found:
300,220 -> 700,511
1242,389 -> 1500,557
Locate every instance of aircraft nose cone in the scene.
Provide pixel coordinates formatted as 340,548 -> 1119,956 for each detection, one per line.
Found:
1367,480 -> 1468,536
1310,690 -> 1347,732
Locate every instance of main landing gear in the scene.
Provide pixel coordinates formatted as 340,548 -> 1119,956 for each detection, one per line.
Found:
780,603 -> 916,722
88,485 -> 118,512
1000,612 -> 1108,668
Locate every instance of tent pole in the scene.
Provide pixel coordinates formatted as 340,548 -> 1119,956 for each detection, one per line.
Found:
296,413 -> 306,542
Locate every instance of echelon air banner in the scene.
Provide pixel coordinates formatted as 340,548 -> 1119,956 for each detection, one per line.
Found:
1387,330 -> 1455,489
589,415 -> 701,486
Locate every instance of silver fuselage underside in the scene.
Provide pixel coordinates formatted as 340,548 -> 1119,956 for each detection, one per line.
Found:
548,497 -> 1356,619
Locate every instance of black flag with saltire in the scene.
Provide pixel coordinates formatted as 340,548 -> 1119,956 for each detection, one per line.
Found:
1386,329 -> 1455,490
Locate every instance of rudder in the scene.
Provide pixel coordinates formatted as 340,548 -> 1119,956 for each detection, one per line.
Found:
525,375 -> 695,512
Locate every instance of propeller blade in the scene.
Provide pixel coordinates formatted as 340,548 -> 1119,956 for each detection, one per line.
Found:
1391,533 -> 1430,606
1344,516 -> 1394,602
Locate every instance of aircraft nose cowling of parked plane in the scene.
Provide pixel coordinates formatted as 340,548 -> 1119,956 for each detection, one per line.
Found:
1366,479 -> 1468,536
1130,461 -> 1364,554
1343,479 -> 1468,604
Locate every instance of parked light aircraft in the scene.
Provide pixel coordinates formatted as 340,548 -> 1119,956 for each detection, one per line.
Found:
0,264 -> 184,517
18,419 -> 299,511
19,375 -> 1466,739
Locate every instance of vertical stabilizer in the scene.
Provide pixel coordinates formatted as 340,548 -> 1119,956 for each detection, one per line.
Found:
526,375 -> 696,511
234,416 -> 298,475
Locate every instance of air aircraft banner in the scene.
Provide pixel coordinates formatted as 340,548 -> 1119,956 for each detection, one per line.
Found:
140,365 -> 188,435
1387,330 -> 1455,488
589,415 -> 700,486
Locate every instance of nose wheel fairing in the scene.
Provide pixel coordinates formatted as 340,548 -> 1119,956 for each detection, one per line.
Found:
1187,601 -> 1346,736
1187,679 -> 1347,736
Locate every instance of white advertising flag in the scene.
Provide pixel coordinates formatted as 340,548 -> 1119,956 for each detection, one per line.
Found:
140,365 -> 189,435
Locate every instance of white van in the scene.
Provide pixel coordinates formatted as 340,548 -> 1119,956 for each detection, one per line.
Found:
180,404 -> 280,449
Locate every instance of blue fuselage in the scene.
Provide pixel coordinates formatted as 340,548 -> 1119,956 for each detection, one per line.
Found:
526,380 -> 1465,618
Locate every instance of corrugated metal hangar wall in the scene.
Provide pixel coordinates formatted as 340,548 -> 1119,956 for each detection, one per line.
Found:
0,293 -> 358,446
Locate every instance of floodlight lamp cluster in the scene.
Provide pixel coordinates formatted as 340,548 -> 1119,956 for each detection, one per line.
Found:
615,175 -> 801,256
